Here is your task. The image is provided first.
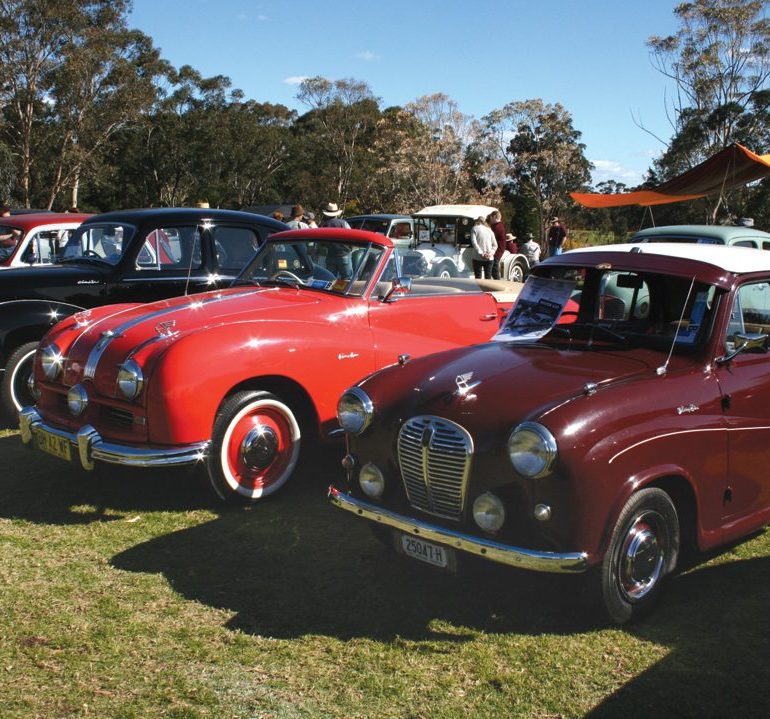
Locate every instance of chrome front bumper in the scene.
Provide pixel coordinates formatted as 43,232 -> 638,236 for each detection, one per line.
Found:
19,406 -> 209,471
328,485 -> 588,574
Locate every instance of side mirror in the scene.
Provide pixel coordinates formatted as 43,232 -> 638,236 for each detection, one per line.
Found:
382,276 -> 412,302
716,331 -> 769,364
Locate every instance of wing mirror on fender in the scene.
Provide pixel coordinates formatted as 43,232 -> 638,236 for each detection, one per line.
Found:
382,276 -> 412,302
716,332 -> 769,365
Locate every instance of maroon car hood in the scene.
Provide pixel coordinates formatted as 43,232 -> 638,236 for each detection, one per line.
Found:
363,340 -> 666,425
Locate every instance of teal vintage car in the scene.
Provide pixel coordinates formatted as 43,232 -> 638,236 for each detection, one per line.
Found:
631,224 -> 770,249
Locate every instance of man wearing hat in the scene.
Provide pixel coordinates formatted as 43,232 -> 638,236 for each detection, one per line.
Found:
522,232 -> 541,265
286,204 -> 308,230
547,217 -> 567,257
320,202 -> 353,279
320,202 -> 350,229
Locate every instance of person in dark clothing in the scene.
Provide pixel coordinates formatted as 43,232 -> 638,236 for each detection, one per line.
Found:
488,210 -> 507,280
320,202 -> 353,278
547,217 -> 567,256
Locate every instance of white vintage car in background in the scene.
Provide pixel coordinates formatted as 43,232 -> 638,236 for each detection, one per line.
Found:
407,204 -> 531,282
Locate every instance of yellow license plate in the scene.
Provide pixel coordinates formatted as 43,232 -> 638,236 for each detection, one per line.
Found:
34,431 -> 72,462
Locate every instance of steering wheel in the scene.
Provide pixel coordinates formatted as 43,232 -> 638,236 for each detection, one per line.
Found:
82,249 -> 101,258
270,270 -> 303,284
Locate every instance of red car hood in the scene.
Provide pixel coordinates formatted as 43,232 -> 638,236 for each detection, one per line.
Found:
60,285 -> 331,387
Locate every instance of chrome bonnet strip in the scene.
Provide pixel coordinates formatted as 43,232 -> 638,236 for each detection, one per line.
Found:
82,289 -> 254,379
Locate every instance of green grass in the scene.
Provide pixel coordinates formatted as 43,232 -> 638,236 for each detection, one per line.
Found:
1,427 -> 769,718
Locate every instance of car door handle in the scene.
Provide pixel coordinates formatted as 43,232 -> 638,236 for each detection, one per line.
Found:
481,313 -> 497,321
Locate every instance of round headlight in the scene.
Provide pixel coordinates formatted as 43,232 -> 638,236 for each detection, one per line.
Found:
40,343 -> 63,380
67,383 -> 88,416
472,492 -> 506,532
117,360 -> 144,400
337,387 -> 374,435
359,462 -> 385,499
507,422 -> 557,478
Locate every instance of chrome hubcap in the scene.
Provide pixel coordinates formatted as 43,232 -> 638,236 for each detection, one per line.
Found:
619,514 -> 665,601
240,424 -> 279,470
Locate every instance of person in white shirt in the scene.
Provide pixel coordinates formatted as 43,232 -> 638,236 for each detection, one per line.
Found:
522,233 -> 541,265
286,204 -> 309,230
470,216 -> 496,279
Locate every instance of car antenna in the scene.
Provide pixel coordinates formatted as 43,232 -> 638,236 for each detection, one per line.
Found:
656,275 -> 696,376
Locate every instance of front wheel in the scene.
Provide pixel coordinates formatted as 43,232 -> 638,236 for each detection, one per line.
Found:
2,341 -> 39,421
507,260 -> 527,283
207,390 -> 301,503
599,487 -> 679,624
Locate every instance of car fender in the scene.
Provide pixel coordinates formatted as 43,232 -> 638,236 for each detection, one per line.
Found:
0,298 -> 85,365
143,319 -> 378,445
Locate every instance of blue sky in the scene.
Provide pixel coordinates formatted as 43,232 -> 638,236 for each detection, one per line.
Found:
129,0 -> 682,187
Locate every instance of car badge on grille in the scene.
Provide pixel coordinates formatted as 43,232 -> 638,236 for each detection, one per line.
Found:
73,309 -> 92,327
421,425 -> 435,447
453,371 -> 480,400
155,320 -> 177,337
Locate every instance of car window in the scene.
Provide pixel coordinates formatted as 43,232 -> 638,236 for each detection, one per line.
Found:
61,223 -> 135,265
137,226 -> 202,270
212,226 -> 261,271
733,240 -> 757,248
21,229 -> 75,264
389,222 -> 413,240
726,282 -> 770,349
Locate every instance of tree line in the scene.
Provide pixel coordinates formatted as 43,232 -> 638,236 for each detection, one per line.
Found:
2,0 -> 770,239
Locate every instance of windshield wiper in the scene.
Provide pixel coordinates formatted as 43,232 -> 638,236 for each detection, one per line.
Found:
549,322 -> 629,347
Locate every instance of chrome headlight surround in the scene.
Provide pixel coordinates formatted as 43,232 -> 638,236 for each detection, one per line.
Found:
337,387 -> 374,435
116,359 -> 144,400
507,421 -> 557,479
67,383 -> 88,416
40,343 -> 64,380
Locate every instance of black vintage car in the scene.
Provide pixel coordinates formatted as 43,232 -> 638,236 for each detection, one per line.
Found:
0,207 -> 285,418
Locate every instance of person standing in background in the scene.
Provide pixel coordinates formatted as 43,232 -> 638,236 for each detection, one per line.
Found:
488,210 -> 507,280
470,216 -> 496,279
547,217 -> 567,256
286,205 -> 308,230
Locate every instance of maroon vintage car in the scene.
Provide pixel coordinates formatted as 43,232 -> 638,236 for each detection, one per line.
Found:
330,242 -> 770,623
20,228 -> 521,502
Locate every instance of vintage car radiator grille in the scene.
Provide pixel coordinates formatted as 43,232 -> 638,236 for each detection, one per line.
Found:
397,416 -> 473,519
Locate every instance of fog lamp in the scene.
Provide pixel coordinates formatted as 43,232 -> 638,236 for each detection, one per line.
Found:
67,383 -> 88,416
359,462 -> 385,499
472,492 -> 506,532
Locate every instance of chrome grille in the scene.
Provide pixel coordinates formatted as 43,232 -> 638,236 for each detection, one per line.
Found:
397,416 -> 473,519
100,406 -> 135,429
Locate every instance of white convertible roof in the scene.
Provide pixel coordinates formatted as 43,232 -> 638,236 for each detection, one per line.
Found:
413,204 -> 498,219
567,242 -> 770,274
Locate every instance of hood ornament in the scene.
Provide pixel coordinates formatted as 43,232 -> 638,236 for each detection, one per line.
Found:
453,371 -> 481,400
155,320 -> 177,338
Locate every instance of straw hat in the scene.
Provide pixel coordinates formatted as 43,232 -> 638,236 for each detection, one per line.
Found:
321,202 -> 343,217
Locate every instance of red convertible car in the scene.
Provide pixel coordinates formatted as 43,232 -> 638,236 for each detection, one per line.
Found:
330,243 -> 770,623
20,228 -> 521,501
0,212 -> 91,268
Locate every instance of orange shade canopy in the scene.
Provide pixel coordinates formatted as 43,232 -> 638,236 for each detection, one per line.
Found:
571,143 -> 770,208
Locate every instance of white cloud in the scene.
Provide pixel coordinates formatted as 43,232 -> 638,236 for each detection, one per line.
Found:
284,76 -> 310,85
356,50 -> 377,61
591,159 -> 643,186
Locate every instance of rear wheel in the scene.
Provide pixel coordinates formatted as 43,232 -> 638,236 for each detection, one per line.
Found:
599,488 -> 679,624
431,261 -> 457,279
2,341 -> 39,421
207,390 -> 301,503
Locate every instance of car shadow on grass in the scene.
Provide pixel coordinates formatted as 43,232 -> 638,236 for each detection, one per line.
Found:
0,431 -> 220,523
586,554 -> 770,718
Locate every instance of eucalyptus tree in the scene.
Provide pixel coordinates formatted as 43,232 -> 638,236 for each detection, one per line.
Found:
0,0 -> 165,208
479,99 -> 592,238
295,77 -> 381,210
647,0 -> 770,221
